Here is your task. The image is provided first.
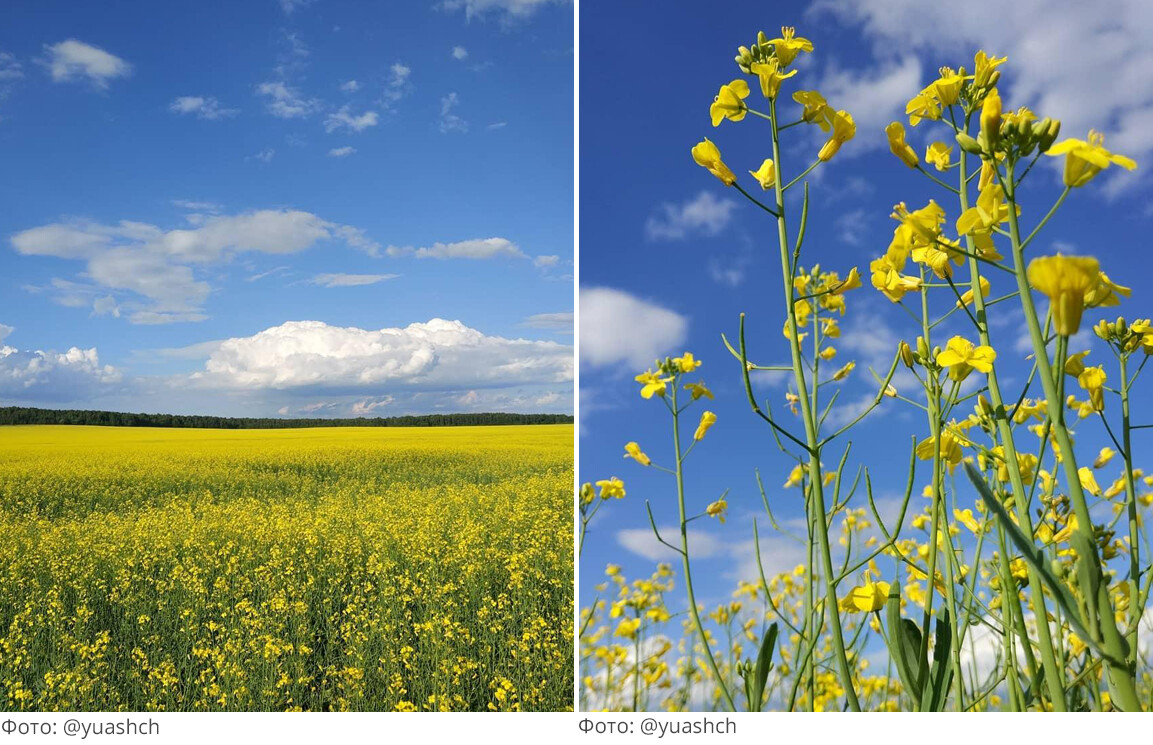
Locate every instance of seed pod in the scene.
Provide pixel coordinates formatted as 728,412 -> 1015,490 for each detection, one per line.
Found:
955,132 -> 983,155
899,341 -> 915,369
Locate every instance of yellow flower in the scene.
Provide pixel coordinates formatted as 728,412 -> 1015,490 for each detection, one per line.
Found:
705,499 -> 728,523
750,58 -> 797,100
830,267 -> 861,295
1064,350 -> 1091,377
936,336 -> 996,381
1078,467 -> 1102,497
1026,254 -> 1100,336
768,26 -> 813,67
691,138 -> 737,186
832,361 -> 855,381
748,158 -> 776,190
694,411 -> 717,441
684,381 -> 714,400
817,109 -> 855,161
792,90 -> 832,129
623,442 -> 651,466
1084,271 -> 1131,308
885,121 -> 919,168
956,276 -> 991,308
906,90 -> 940,126
784,463 -> 804,488
870,256 -> 922,302
1045,130 -> 1136,188
1094,447 -> 1117,469
596,477 -> 626,500
842,573 -> 890,613
710,79 -> 750,127
635,369 -> 672,399
956,183 -> 1014,237
973,50 -> 1007,89
930,67 -> 968,106
1077,365 -> 1106,411
980,88 -> 1002,147
673,351 -> 702,373
954,508 -> 984,534
819,346 -> 837,361
915,429 -> 968,470
614,617 -> 642,639
926,142 -> 952,171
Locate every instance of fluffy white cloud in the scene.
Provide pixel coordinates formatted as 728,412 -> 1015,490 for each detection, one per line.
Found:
169,96 -> 238,120
340,79 -> 359,92
192,318 -> 573,390
0,343 -> 121,401
11,210 -> 381,323
42,40 -> 130,87
328,146 -> 356,157
256,81 -> 319,118
645,191 -> 738,241
0,324 -> 12,343
532,254 -> 560,268
579,287 -> 688,369
386,237 -> 525,260
309,273 -> 397,287
452,46 -> 469,60
439,92 -> 468,133
381,63 -> 412,111
248,148 -> 275,163
324,106 -> 378,133
812,55 -> 923,157
812,0 -> 1153,190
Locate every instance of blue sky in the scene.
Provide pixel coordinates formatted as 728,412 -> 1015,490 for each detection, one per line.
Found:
578,0 -> 1153,616
0,0 -> 573,418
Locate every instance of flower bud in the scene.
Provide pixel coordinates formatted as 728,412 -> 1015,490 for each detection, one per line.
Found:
899,340 -> 915,369
1038,118 -> 1061,153
1094,319 -> 1112,341
916,335 -> 930,361
981,89 -> 1002,149
955,132 -> 983,155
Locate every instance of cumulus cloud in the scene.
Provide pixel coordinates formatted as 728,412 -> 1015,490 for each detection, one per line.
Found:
0,343 -> 121,401
645,191 -> 738,241
324,106 -> 378,133
579,287 -> 688,369
812,0 -> 1153,191
328,146 -> 356,157
256,81 -> 319,118
191,318 -> 573,391
381,62 -> 412,111
532,254 -> 560,268
452,46 -> 469,60
248,148 -> 276,163
42,40 -> 130,88
386,237 -> 525,260
309,273 -> 397,287
340,79 -> 359,92
10,210 -> 381,323
812,55 -> 923,157
169,96 -> 238,120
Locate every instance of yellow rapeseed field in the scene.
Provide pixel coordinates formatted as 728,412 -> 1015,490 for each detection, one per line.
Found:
0,424 -> 573,712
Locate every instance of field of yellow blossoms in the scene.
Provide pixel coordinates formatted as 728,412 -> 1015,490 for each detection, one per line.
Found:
0,424 -> 573,712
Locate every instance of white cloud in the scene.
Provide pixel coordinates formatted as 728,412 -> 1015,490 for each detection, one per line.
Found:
645,191 -> 738,241
324,106 -> 378,133
191,318 -> 573,390
0,324 -> 12,343
522,311 -> 573,334
340,79 -> 359,92
168,96 -> 238,120
0,52 -> 23,81
452,46 -> 469,60
813,55 -> 923,157
440,0 -> 561,21
328,145 -> 356,157
309,273 -> 397,287
834,208 -> 869,245
386,237 -> 525,260
171,199 -> 222,212
350,396 -> 394,415
617,526 -> 725,562
708,255 -> 751,287
486,121 -> 507,130
381,62 -> 412,111
248,148 -> 275,163
812,0 -> 1153,191
42,40 -> 130,88
0,343 -> 121,401
279,0 -> 311,13
579,287 -> 688,369
533,254 -> 560,268
11,210 -> 380,323
256,81 -> 319,118
439,92 -> 468,133
92,295 -> 120,318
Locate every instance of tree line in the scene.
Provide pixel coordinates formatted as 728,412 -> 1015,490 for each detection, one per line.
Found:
0,406 -> 573,429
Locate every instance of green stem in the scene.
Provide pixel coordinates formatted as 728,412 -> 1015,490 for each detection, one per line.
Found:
768,96 -> 861,711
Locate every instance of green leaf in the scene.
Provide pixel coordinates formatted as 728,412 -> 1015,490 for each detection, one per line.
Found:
750,622 -> 778,711
885,584 -> 923,709
924,609 -> 953,712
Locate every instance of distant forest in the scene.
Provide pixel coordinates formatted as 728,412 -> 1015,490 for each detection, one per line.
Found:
0,406 -> 573,429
